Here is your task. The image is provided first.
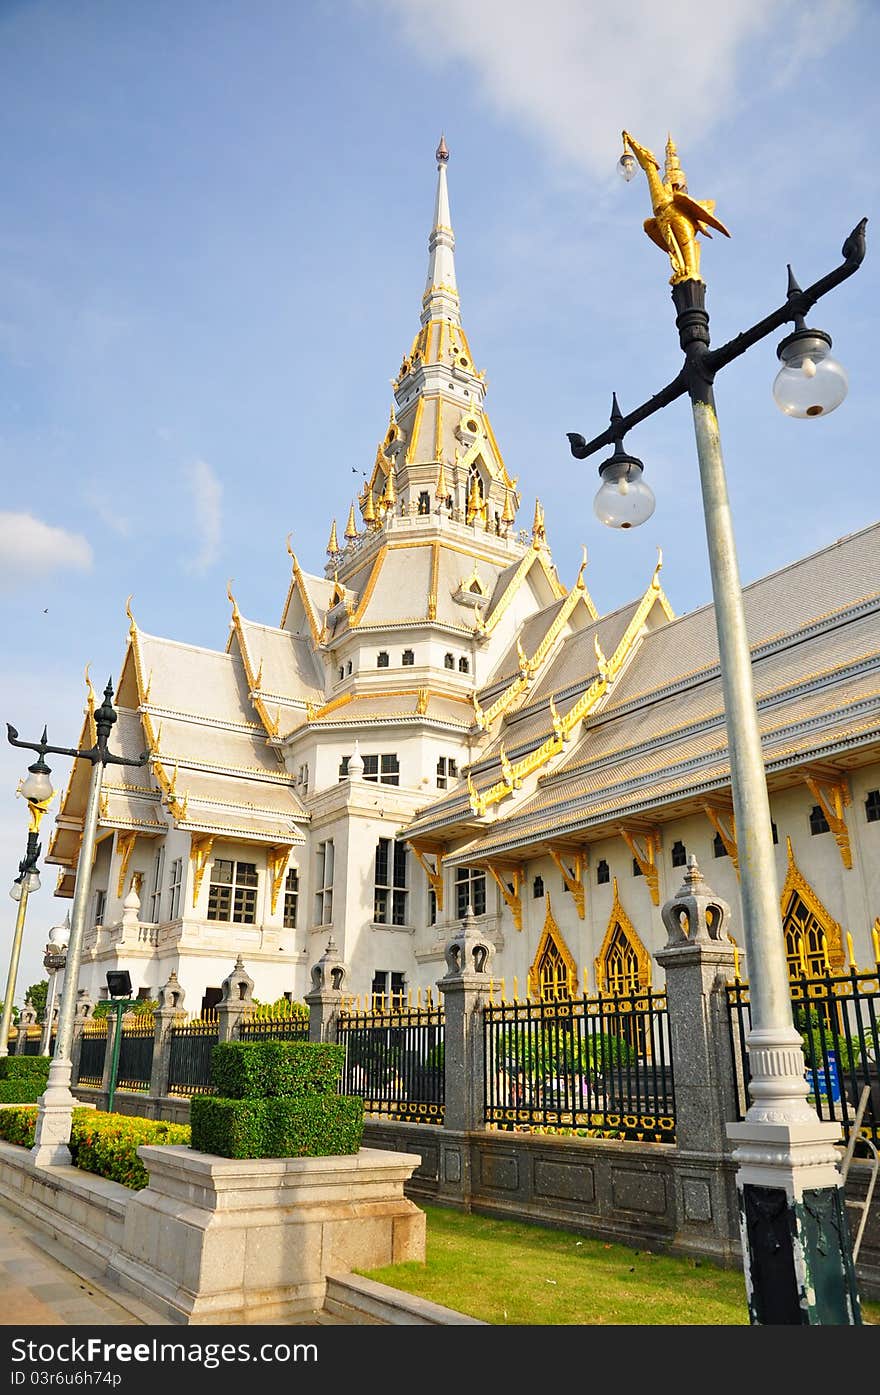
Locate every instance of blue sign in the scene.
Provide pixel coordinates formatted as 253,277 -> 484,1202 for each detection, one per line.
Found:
806,1049 -> 841,1104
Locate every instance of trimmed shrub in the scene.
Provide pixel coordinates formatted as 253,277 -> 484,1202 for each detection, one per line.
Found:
190,1093 -> 364,1159
0,1080 -> 47,1104
189,1098 -> 269,1159
211,1041 -> 345,1100
0,1057 -> 51,1080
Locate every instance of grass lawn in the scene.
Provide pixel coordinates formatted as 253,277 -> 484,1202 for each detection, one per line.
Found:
360,1204 -> 879,1326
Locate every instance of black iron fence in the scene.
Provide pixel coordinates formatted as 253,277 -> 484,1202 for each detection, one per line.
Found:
238,1011 -> 309,1042
167,1016 -> 219,1097
338,1001 -> 445,1124
483,989 -> 675,1143
77,1021 -> 108,1086
116,1018 -> 155,1092
727,964 -> 880,1146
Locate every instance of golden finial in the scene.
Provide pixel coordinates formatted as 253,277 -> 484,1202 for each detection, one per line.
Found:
532,498 -> 545,548
513,975 -> 519,1002
594,632 -> 609,681
549,695 -> 563,739
435,460 -> 447,500
651,545 -> 663,591
226,579 -> 240,622
326,520 -> 339,556
516,637 -> 530,675
344,502 -> 358,541
845,931 -> 855,970
383,465 -> 396,508
872,919 -> 880,963
362,487 -> 376,525
664,133 -> 687,191
466,475 -> 482,524
501,488 -> 516,525
621,129 -> 730,285
125,595 -> 137,637
575,545 -> 588,590
83,664 -> 96,718
286,532 -> 296,561
733,944 -> 741,981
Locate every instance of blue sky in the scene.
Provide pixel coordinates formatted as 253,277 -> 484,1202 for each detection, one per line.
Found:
1,0 -> 877,997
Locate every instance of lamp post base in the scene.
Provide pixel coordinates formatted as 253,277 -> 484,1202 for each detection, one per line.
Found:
728,1117 -> 862,1324
31,1056 -> 78,1168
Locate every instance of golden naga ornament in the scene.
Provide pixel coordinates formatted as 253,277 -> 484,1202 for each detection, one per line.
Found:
621,130 -> 730,284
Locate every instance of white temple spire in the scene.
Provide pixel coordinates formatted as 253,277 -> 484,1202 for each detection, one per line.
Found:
422,134 -> 459,327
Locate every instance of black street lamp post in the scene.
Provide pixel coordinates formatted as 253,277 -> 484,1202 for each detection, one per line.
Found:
0,735 -> 55,1058
568,132 -> 867,1325
6,680 -> 148,1164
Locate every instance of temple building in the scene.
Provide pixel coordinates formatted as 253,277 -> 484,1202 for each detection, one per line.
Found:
46,143 -> 880,1013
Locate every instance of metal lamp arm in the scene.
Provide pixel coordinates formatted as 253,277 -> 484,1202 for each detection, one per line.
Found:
567,217 -> 868,461
6,723 -> 149,769
707,217 -> 867,376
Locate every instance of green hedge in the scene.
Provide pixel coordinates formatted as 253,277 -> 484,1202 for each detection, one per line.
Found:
0,1080 -> 47,1103
0,1057 -> 50,1080
190,1093 -> 364,1159
0,1106 -> 189,1189
211,1041 -> 344,1100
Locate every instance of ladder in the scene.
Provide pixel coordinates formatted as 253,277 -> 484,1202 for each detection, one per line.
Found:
839,1085 -> 879,1264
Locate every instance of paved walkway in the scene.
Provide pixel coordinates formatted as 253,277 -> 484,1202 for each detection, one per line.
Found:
0,1197 -> 346,1326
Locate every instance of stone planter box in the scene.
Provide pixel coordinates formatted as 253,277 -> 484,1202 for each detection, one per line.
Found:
109,1144 -> 425,1324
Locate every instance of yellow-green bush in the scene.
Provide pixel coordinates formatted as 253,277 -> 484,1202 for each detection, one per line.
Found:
0,1106 -> 189,1189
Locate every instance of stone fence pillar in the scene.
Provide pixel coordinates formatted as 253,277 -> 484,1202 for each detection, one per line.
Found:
655,855 -> 741,1261
15,1003 -> 37,1056
70,989 -> 93,1084
436,906 -> 498,1203
216,955 -> 254,1042
305,937 -> 347,1042
150,972 -> 185,1100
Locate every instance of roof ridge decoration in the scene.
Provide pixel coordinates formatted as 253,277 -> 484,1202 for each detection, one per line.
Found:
46,665 -> 102,869
466,552 -> 672,816
281,534 -> 327,644
225,582 -> 281,739
472,549 -> 599,732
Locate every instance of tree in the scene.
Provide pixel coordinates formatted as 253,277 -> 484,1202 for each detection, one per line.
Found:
24,981 -> 48,1023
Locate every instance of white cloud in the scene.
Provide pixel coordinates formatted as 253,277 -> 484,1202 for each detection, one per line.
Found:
375,0 -> 857,175
185,458 -> 223,574
0,512 -> 93,590
83,488 -> 130,537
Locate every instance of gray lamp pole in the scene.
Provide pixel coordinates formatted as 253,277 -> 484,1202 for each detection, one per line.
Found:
568,130 -> 866,1325
6,680 -> 148,1165
0,739 -> 55,1057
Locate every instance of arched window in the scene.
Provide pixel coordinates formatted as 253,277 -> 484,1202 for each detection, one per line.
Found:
402,649 -> 415,666
444,652 -> 455,669
533,875 -> 544,899
865,789 -> 880,823
458,657 -> 470,674
713,832 -> 727,858
671,840 -> 687,867
596,859 -> 610,885
377,651 -> 389,668
528,896 -> 577,1002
